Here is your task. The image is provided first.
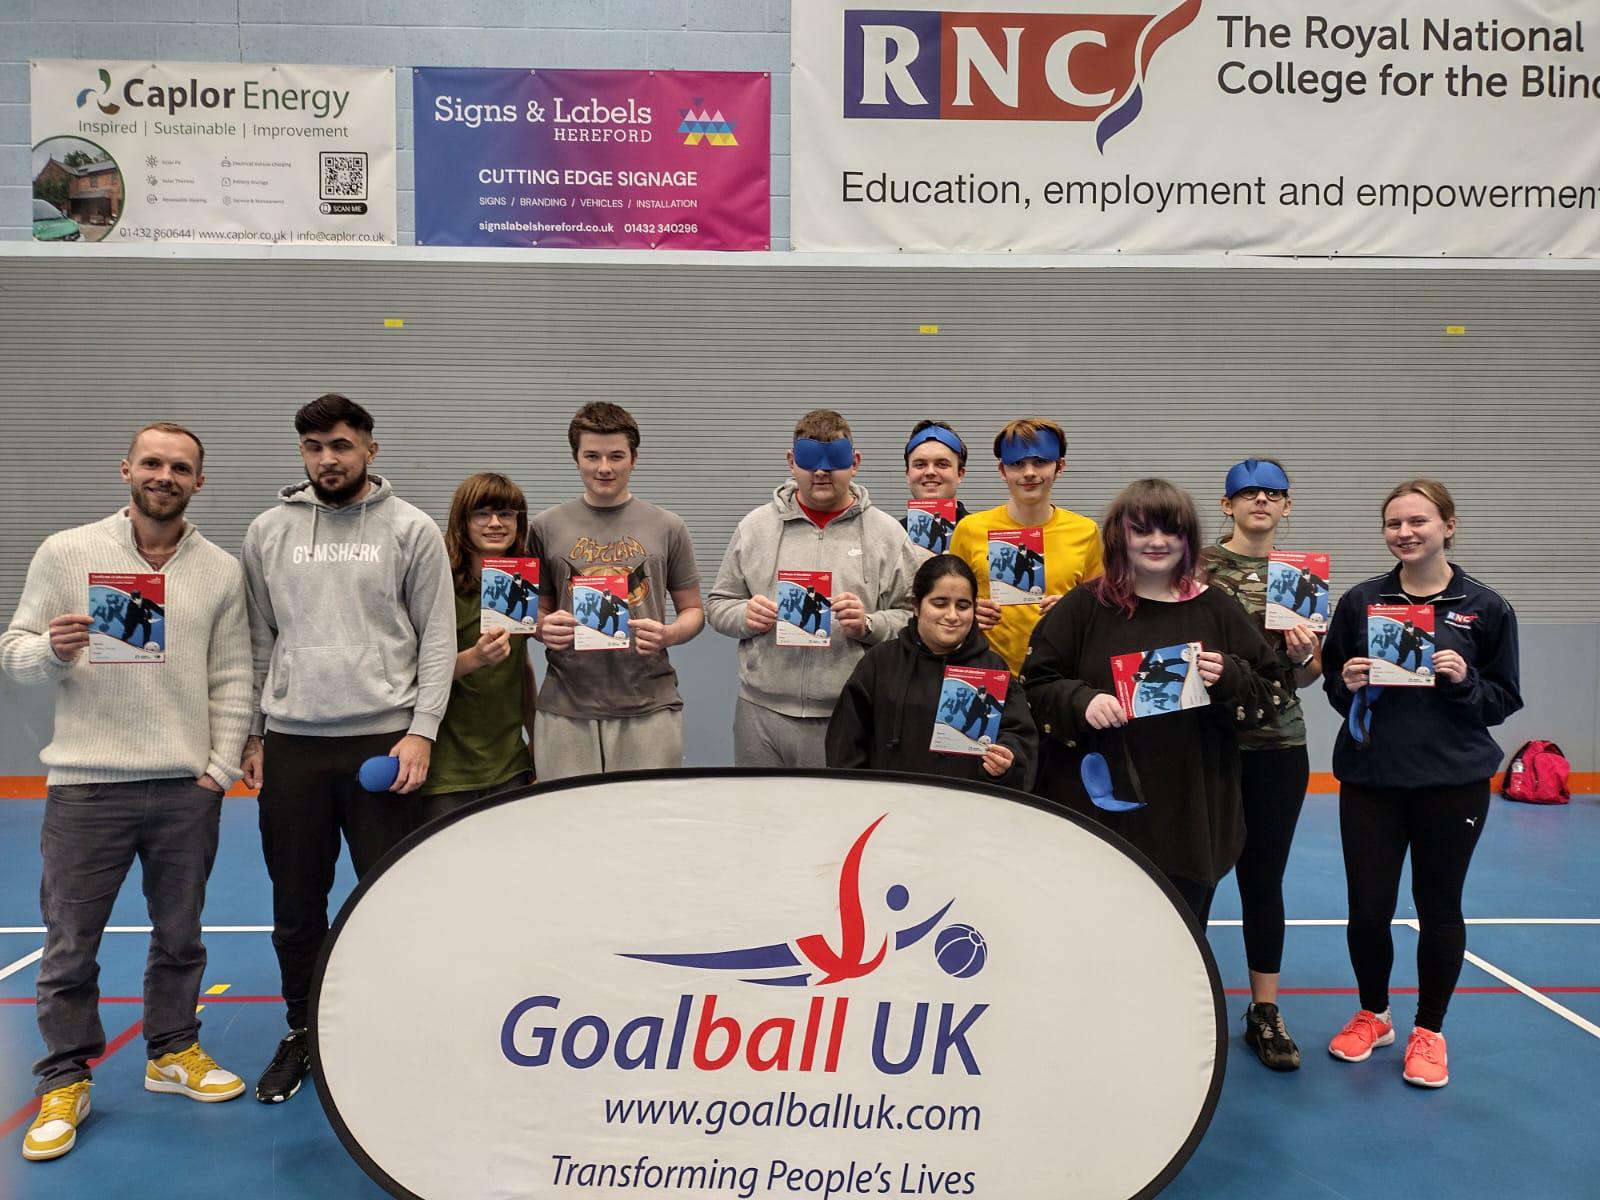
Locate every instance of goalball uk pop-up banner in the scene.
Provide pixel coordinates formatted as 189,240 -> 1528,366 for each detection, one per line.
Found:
791,0 -> 1600,256
30,60 -> 396,245
412,68 -> 771,250
312,771 -> 1224,1200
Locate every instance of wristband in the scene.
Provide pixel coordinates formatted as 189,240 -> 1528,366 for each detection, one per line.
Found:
1297,650 -> 1316,667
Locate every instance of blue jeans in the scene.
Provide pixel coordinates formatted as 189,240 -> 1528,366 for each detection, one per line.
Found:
34,777 -> 221,1094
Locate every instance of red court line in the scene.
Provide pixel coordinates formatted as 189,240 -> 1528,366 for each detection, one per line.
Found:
0,1017 -> 144,1140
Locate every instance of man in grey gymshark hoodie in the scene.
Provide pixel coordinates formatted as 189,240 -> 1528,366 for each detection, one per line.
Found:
707,408 -> 920,768
238,394 -> 454,1106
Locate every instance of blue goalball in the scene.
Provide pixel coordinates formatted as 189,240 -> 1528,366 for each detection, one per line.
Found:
357,755 -> 401,792
934,923 -> 987,978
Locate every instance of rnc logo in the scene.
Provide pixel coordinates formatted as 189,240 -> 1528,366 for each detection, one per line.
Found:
75,67 -> 121,114
843,1 -> 1200,150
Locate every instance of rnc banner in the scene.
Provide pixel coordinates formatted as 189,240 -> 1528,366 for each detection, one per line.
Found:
791,0 -> 1600,257
413,68 -> 771,250
30,59 -> 396,245
313,771 -> 1224,1200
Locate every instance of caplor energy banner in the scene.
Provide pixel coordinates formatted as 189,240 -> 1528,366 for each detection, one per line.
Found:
413,68 -> 771,249
314,772 -> 1223,1200
30,59 -> 395,245
791,1 -> 1600,256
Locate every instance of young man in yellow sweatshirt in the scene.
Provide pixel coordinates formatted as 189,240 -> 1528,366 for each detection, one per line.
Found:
948,418 -> 1103,676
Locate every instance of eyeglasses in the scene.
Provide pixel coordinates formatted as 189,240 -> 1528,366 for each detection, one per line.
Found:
469,508 -> 522,524
1231,487 -> 1287,502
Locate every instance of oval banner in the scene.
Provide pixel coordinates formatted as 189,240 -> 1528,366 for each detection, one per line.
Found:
313,770 -> 1224,1200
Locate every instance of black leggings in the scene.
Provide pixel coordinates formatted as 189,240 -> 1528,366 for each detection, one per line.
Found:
1168,876 -> 1216,929
1235,745 -> 1310,975
1340,780 -> 1490,1032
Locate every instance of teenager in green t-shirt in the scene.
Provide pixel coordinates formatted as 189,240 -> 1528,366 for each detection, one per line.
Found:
419,472 -> 537,822
1197,457 -> 1322,1073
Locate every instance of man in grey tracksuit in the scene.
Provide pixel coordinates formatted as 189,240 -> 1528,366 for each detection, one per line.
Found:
707,410 -> 919,768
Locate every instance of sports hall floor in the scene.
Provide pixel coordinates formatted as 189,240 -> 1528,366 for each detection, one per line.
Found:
0,788 -> 1594,1200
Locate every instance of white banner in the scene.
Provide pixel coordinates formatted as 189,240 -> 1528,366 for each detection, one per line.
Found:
314,772 -> 1223,1200
791,0 -> 1600,256
30,59 -> 396,245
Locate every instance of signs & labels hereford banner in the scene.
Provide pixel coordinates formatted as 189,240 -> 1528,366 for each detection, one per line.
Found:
313,771 -> 1224,1200
413,68 -> 771,250
30,59 -> 396,245
791,0 -> 1600,256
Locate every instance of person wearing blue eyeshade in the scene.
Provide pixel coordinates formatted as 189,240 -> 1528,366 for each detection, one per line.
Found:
948,417 -> 1103,676
707,409 -> 921,768
900,421 -> 972,546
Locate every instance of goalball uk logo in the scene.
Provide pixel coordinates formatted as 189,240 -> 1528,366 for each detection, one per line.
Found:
498,816 -> 990,1076
624,815 -> 986,985
75,68 -> 122,114
842,1 -> 1201,150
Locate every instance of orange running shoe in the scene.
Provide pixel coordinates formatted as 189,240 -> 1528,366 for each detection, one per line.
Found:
1327,1008 -> 1395,1062
1402,1027 -> 1449,1088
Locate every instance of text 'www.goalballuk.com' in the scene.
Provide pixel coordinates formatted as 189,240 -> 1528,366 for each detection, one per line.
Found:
605,1092 -> 981,1136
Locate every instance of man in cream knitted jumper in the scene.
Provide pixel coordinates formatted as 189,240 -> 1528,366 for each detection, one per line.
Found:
0,423 -> 253,1162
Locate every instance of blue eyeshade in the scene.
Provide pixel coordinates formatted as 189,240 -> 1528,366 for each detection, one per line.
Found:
1081,751 -> 1145,812
1224,458 -> 1290,496
905,426 -> 966,460
998,430 -> 1063,465
793,437 -> 855,471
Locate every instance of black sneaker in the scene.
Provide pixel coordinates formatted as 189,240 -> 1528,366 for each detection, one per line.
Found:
256,1028 -> 312,1103
1243,1002 -> 1301,1071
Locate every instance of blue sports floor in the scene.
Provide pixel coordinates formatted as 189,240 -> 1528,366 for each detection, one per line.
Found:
0,792 -> 1595,1199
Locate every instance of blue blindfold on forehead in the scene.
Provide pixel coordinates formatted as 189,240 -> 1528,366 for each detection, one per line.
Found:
1224,458 -> 1291,497
793,437 -> 855,472
998,430 -> 1063,465
905,426 -> 966,461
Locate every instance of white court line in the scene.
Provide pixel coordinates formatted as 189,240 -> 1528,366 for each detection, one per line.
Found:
1393,918 -> 1600,1041
0,949 -> 43,982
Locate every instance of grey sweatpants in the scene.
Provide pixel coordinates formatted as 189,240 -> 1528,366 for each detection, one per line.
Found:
733,697 -> 829,768
534,708 -> 684,780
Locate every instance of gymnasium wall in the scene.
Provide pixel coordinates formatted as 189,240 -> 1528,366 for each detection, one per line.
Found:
0,4 -> 1594,779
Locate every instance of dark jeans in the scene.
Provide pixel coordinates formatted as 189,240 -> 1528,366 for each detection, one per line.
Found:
1341,779 -> 1490,1032
35,777 -> 222,1094
258,730 -> 420,1030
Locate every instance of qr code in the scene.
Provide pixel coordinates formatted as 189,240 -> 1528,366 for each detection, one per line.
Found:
319,152 -> 368,201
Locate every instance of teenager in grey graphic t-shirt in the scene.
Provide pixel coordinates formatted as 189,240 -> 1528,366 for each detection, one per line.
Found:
532,403 -> 703,778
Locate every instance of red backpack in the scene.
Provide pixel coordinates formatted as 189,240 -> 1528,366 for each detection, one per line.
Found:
1501,741 -> 1571,805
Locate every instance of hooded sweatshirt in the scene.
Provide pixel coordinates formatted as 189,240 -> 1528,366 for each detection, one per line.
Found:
826,621 -> 1037,790
241,475 -> 455,740
706,480 -> 921,718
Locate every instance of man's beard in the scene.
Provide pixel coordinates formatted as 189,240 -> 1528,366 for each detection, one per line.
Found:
129,483 -> 191,523
308,466 -> 369,506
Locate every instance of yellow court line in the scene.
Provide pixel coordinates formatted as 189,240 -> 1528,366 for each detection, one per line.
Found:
196,981 -> 231,1014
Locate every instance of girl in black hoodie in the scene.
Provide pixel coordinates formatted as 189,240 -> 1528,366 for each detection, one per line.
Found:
826,555 -> 1037,789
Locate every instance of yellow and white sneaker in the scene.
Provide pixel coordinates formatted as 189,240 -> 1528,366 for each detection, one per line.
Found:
22,1080 -> 91,1161
144,1043 -> 245,1102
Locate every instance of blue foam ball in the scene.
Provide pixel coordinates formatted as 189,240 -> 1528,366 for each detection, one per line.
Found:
934,924 -> 987,979
358,755 -> 400,792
